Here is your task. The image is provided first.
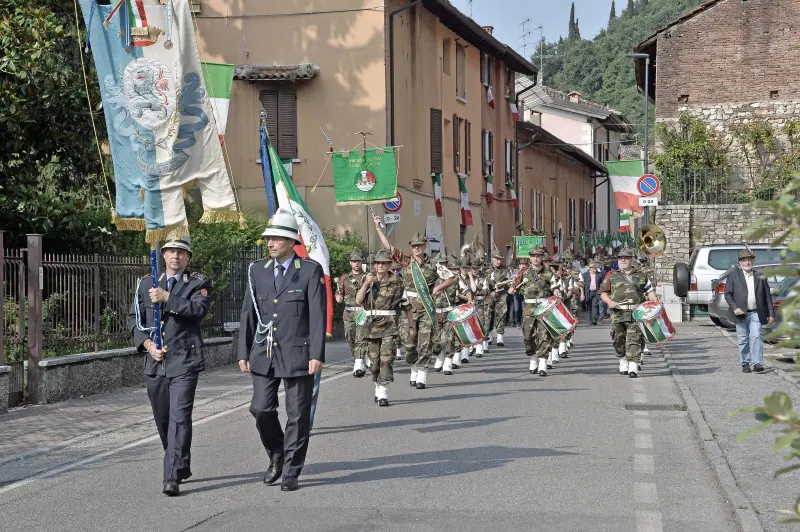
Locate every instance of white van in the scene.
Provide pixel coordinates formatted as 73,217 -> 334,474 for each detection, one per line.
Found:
684,244 -> 786,310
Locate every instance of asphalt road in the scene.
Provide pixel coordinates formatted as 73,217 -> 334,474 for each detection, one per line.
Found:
0,323 -> 738,531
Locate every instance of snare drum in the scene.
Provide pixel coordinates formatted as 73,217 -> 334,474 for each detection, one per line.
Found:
633,301 -> 676,345
534,296 -> 577,339
446,304 -> 486,347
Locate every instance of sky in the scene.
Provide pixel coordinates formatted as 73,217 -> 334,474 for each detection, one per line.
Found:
449,0 -> 615,58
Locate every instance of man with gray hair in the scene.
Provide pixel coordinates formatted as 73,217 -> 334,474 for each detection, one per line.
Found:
724,248 -> 775,373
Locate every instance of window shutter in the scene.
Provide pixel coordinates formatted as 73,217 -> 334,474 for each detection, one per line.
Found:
481,129 -> 486,175
579,199 -> 585,231
488,131 -> 494,174
430,108 -> 443,173
259,90 -> 278,142
465,120 -> 471,175
453,114 -> 460,173
277,90 -> 297,159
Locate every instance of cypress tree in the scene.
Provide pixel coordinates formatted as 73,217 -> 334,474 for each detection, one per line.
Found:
568,3 -> 576,40
626,0 -> 635,17
574,18 -> 581,40
609,0 -> 616,24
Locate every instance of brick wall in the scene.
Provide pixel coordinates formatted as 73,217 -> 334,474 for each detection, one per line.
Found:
653,204 -> 777,285
655,0 -> 800,119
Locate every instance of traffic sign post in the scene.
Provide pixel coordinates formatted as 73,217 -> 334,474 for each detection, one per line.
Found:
639,197 -> 658,207
637,174 -> 660,197
383,193 -> 403,213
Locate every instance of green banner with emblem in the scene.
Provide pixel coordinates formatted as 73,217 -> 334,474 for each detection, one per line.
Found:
514,235 -> 546,258
332,147 -> 398,205
411,261 -> 435,322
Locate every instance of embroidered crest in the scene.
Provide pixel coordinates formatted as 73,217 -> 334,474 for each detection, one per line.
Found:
123,58 -> 176,131
200,288 -> 208,296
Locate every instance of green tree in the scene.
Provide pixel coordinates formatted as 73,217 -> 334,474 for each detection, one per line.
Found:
626,0 -> 635,17
567,3 -> 577,41
609,1 -> 617,24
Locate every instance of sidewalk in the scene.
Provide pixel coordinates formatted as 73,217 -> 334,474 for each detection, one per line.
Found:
663,320 -> 800,532
0,341 -> 353,465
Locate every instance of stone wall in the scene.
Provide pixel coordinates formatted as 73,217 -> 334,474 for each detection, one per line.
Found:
36,336 -> 235,405
653,204 -> 776,284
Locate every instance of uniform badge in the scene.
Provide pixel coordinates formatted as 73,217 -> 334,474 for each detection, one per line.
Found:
200,288 -> 208,296
320,277 -> 326,285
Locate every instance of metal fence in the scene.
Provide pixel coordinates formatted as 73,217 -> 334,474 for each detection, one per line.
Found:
661,166 -> 793,205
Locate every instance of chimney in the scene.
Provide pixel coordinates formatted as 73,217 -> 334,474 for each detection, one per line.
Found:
482,26 -> 494,35
568,91 -> 582,103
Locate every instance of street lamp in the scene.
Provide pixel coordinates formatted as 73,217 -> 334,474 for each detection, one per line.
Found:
629,52 -> 650,222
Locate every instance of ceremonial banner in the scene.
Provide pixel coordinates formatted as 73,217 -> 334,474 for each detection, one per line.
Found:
201,62 -> 235,144
514,235 -> 546,258
331,147 -> 398,205
607,160 -> 644,214
410,261 -> 436,322
265,130 -> 334,336
79,0 -> 238,241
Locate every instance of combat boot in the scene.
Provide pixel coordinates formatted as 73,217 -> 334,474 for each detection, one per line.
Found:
628,361 -> 639,378
374,382 -> 379,403
482,339 -> 489,352
496,333 -> 504,347
353,358 -> 366,378
529,358 -> 538,374
460,347 -> 470,364
537,357 -> 548,376
376,384 -> 389,406
443,356 -> 453,375
416,368 -> 427,389
558,341 -> 567,356
434,353 -> 445,372
551,347 -> 560,364
409,364 -> 418,387
619,358 -> 629,375
475,343 -> 484,358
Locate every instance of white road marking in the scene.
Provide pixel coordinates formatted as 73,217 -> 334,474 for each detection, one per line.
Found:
634,418 -> 651,431
637,510 -> 664,532
635,454 -> 655,475
635,481 -> 658,504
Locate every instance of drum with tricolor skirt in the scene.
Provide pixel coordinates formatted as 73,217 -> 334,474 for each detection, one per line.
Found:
633,301 -> 676,345
446,304 -> 486,347
534,296 -> 577,339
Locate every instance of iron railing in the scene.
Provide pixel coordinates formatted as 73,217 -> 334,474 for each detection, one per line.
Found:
660,166 -> 793,205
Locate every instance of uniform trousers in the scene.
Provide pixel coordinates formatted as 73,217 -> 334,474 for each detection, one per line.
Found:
484,294 -> 508,335
366,336 -> 396,384
401,307 -> 437,368
522,304 -> 552,358
611,310 -> 645,362
146,371 -> 199,482
249,370 -> 315,479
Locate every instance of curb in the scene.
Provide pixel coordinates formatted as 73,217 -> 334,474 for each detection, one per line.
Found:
660,339 -> 764,532
720,328 -> 800,391
0,361 -> 351,468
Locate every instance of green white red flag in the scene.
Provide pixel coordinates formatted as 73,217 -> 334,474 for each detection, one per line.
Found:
458,173 -> 473,225
201,62 -> 235,144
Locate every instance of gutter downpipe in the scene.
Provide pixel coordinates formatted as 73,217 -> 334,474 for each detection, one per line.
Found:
389,0 -> 422,146
513,83 -> 537,233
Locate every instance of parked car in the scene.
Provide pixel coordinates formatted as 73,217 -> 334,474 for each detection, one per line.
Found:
708,263 -> 796,328
766,274 -> 800,343
674,244 -> 787,310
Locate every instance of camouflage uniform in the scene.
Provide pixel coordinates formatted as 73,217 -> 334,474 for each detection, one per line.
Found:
470,258 -> 490,356
433,256 -> 471,373
339,249 -> 367,371
484,255 -> 510,341
521,248 -> 560,374
600,249 -> 654,367
360,251 -> 406,388
389,233 -> 441,374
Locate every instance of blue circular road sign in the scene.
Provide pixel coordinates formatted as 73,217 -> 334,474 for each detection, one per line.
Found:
384,193 -> 403,213
637,174 -> 660,197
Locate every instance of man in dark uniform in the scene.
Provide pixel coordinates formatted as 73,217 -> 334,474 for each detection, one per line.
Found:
238,210 -> 327,492
127,238 -> 211,497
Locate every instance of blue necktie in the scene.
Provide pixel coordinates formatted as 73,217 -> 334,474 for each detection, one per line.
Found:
166,277 -> 174,292
275,264 -> 285,292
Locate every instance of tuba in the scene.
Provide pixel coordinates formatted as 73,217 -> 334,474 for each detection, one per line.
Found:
638,224 -> 666,256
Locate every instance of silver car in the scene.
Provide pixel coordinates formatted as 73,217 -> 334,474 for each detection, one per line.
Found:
708,263 -> 794,328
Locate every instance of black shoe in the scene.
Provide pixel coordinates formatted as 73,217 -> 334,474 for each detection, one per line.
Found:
591,321 -> 597,326
753,364 -> 764,373
561,353 -> 568,358
741,365 -> 752,373
475,353 -> 483,358
162,481 -> 179,496
435,366 -> 443,372
353,370 -> 365,378
263,461 -> 283,485
177,471 -> 192,484
378,398 -> 389,407
410,381 -> 416,387
497,341 -> 504,347
444,370 -> 452,375
416,382 -> 426,389
547,363 -> 553,369
538,369 -> 547,376
374,395 -> 378,403
280,477 -> 299,491
462,358 -> 470,364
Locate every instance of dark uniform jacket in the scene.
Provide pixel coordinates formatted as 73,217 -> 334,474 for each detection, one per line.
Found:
238,256 -> 327,378
127,271 -> 212,378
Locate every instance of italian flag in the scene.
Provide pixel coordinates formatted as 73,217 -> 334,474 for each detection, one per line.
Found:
620,211 -> 633,232
538,298 -> 577,338
485,172 -> 493,204
607,160 -> 644,213
201,62 -> 235,145
458,173 -> 473,226
487,85 -> 495,109
266,135 -> 334,336
432,173 -> 443,216
507,95 -> 519,122
127,0 -> 155,45
506,176 -> 518,208
635,303 -> 677,344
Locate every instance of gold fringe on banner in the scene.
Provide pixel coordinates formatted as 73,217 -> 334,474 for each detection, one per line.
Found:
199,209 -> 240,224
238,212 -> 248,230
113,216 -> 147,231
145,222 -> 190,245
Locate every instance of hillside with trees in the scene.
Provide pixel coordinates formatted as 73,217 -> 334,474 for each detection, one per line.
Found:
533,0 -> 704,140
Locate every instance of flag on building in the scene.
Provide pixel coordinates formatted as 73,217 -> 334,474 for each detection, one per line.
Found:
202,62 -> 235,144
506,176 -> 518,208
485,172 -> 493,204
620,211 -> 633,232
507,95 -> 519,122
458,173 -> 473,226
78,0 -> 238,242
432,173 -> 443,216
487,85 -> 495,109
606,160 -> 644,214
265,131 -> 334,336
331,147 -> 398,205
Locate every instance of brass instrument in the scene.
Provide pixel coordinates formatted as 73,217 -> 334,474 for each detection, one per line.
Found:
638,224 -> 666,256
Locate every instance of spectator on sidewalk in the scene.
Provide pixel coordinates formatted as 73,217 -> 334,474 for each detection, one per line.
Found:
582,261 -> 603,325
724,248 -> 775,373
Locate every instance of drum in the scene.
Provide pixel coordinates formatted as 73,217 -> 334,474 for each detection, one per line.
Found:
446,304 -> 486,347
633,302 -> 676,345
534,296 -> 577,339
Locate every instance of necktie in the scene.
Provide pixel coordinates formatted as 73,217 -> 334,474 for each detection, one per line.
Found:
166,277 -> 175,292
275,264 -> 285,292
